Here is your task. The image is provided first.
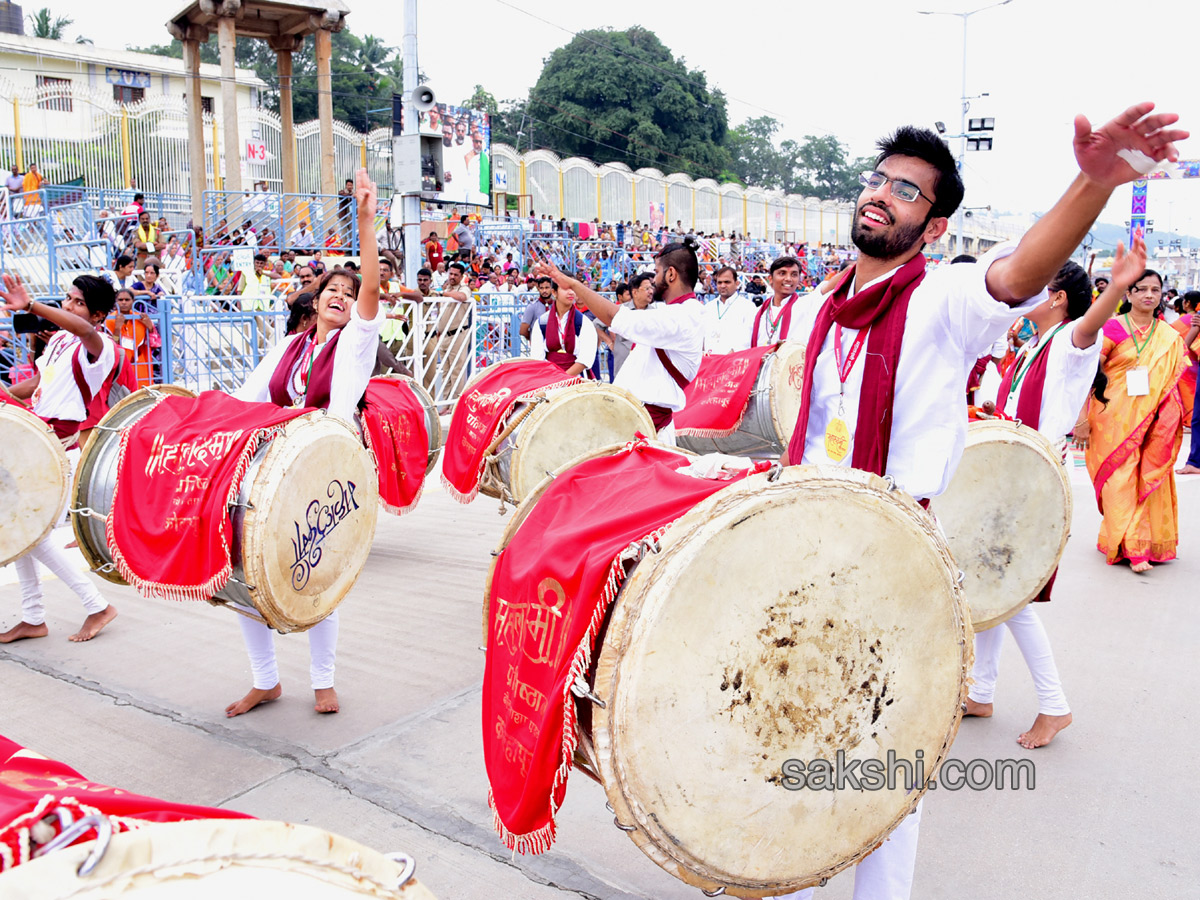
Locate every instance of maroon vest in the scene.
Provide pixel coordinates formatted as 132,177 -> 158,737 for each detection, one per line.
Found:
750,293 -> 799,347
995,325 -> 1066,431
268,326 -> 344,410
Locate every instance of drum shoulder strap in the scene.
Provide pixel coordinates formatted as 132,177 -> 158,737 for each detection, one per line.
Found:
655,347 -> 691,391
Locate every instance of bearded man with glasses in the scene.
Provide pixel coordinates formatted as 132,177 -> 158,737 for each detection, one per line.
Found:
776,103 -> 1187,900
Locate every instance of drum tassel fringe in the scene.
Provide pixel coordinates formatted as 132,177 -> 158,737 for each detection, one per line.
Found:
104,424 -> 288,602
0,794 -> 144,872
675,389 -> 755,439
488,522 -> 674,854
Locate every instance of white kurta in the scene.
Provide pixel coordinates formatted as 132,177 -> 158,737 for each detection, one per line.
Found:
610,297 -> 705,411
701,293 -> 758,353
32,331 -> 115,422
233,304 -> 385,424
529,308 -> 598,369
1006,319 -> 1101,441
795,244 -> 1045,500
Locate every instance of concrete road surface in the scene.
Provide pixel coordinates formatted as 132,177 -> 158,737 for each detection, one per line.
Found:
2,447 -> 1197,899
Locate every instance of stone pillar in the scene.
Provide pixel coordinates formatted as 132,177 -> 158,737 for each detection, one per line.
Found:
217,14 -> 242,195
270,35 -> 302,197
314,26 -> 336,197
182,39 -> 207,221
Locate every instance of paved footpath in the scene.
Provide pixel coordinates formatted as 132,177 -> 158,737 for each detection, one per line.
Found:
2,448 -> 1197,899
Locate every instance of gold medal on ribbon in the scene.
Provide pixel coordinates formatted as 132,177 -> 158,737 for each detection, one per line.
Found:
824,417 -> 850,462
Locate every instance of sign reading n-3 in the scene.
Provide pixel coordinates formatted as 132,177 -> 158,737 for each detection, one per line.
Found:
416,102 -> 492,208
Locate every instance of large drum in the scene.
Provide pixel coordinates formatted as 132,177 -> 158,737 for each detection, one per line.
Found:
0,401 -> 71,566
676,342 -> 806,458
0,818 -> 437,899
937,419 -> 1073,631
72,389 -> 379,633
71,386 -> 196,583
464,361 -> 653,503
490,453 -> 971,896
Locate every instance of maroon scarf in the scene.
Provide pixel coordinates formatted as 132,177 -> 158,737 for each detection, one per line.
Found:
268,326 -> 343,410
786,254 -> 928,475
750,293 -> 799,347
543,307 -> 578,371
994,323 -> 1068,432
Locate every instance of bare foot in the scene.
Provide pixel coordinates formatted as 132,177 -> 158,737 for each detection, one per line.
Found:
963,698 -> 993,718
1131,560 -> 1153,573
68,605 -> 117,642
1176,464 -> 1200,475
314,687 -> 339,714
0,621 -> 49,643
225,684 -> 282,717
1018,712 -> 1072,749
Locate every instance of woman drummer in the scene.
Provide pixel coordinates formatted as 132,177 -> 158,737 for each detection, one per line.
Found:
225,169 -> 382,718
965,238 -> 1145,749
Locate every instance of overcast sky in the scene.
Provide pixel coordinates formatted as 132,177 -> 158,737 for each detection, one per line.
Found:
64,0 -> 1200,239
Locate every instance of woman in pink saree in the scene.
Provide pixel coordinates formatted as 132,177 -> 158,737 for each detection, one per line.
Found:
1079,269 -> 1186,571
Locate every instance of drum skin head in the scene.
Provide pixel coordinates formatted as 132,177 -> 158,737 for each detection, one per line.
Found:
242,414 -> 379,633
0,403 -> 70,567
508,383 -> 654,502
937,420 -> 1073,631
71,386 -> 198,584
768,341 -> 807,446
0,819 -> 438,899
591,466 -> 971,896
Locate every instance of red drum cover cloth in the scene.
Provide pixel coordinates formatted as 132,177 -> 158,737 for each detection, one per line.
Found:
361,378 -> 430,515
107,392 -> 307,601
483,440 -> 768,853
0,735 -> 250,872
441,360 -> 581,503
674,344 -> 777,437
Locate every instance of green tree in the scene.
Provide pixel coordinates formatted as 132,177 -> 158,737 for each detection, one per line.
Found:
796,134 -> 871,202
463,85 -> 498,116
27,7 -> 73,40
524,27 -> 729,178
129,29 -> 406,132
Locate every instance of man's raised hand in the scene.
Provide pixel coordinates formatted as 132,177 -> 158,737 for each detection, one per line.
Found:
1074,102 -> 1189,190
0,272 -> 32,312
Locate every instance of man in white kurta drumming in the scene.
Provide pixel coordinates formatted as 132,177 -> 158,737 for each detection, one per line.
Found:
539,238 -> 705,445
777,104 -> 1188,900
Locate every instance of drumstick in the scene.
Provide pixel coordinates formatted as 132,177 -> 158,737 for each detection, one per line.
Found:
0,381 -> 28,407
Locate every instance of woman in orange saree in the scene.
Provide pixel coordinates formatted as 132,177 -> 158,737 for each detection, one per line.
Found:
1080,269 -> 1186,571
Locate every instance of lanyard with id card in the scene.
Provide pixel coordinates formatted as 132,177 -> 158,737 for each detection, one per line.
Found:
1124,315 -> 1156,397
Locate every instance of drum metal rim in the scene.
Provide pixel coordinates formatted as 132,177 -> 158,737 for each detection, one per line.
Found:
590,466 -> 971,896
241,413 -> 380,633
69,386 -> 197,583
0,403 -> 71,568
507,382 -> 655,503
954,420 -> 1073,631
0,818 -> 437,899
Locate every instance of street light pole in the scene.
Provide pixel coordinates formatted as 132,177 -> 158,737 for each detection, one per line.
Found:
918,0 -> 1013,256
402,0 -> 421,287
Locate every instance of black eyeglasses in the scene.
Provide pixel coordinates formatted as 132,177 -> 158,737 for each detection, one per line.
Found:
859,171 -> 935,206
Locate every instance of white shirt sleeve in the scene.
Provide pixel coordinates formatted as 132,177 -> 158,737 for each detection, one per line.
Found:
610,302 -> 698,352
1036,319 -> 1103,439
529,314 -> 547,360
75,335 -> 115,395
925,243 -> 1047,358
233,333 -> 299,404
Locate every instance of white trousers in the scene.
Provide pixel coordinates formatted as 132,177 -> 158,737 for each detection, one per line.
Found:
14,534 -> 108,626
775,801 -> 923,900
968,605 -> 1070,716
236,610 -> 339,690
